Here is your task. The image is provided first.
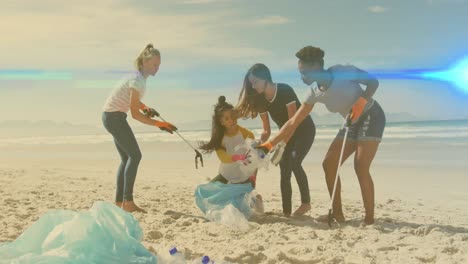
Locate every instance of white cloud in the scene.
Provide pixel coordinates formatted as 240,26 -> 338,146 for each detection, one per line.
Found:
0,0 -> 267,69
368,5 -> 389,13
251,16 -> 290,26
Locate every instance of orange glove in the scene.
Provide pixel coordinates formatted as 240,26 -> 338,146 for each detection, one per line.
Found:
255,141 -> 273,154
350,97 -> 368,123
154,120 -> 177,134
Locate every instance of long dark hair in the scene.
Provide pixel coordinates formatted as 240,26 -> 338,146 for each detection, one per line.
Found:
198,96 -> 234,153
236,63 -> 272,119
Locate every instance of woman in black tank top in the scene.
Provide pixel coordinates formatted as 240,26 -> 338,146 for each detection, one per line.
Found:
236,63 -> 316,217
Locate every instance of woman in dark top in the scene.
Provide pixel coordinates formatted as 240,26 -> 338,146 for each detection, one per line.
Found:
236,63 -> 316,217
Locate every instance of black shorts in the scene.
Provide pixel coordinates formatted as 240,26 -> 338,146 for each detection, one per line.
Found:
336,101 -> 386,142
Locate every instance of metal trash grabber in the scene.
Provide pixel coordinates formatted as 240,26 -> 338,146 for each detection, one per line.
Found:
145,108 -> 203,169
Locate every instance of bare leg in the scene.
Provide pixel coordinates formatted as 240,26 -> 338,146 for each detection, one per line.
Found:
354,141 -> 380,225
320,138 -> 356,222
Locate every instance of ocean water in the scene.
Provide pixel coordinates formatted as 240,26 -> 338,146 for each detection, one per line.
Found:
2,119 -> 468,147
1,119 -> 467,172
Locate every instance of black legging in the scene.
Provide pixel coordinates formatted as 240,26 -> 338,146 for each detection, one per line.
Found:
279,118 -> 315,215
102,112 -> 142,202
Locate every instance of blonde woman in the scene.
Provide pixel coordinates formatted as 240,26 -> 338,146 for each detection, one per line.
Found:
102,43 -> 177,213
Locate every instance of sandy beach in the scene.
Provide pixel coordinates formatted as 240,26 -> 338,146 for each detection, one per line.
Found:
3,0 -> 468,262
1,136 -> 467,263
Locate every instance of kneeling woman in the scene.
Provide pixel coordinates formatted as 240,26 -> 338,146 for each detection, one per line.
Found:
195,96 -> 263,217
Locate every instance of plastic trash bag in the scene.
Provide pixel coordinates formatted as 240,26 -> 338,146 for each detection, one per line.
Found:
0,201 -> 157,264
234,138 -> 269,177
205,204 -> 251,232
195,182 -> 255,217
234,138 -> 286,177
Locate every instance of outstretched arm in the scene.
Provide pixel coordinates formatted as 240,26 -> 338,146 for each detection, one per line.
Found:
270,103 -> 314,146
129,88 -> 177,133
283,101 -> 298,144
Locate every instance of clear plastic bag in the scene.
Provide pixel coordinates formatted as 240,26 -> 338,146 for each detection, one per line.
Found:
234,138 -> 270,177
0,201 -> 157,264
194,181 -> 258,231
205,204 -> 251,232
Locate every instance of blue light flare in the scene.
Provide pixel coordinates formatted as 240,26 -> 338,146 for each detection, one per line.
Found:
418,56 -> 468,94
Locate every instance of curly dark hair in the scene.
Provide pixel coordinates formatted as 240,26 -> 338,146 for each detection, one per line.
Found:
295,46 -> 325,67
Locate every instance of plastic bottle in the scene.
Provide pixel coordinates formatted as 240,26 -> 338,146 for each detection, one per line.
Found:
169,246 -> 186,264
201,255 -> 211,264
191,255 -> 213,264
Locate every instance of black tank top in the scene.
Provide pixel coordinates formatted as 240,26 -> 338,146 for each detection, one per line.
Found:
265,83 -> 314,130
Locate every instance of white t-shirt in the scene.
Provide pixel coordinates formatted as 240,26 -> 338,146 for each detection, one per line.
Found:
103,71 -> 146,113
219,131 -> 249,183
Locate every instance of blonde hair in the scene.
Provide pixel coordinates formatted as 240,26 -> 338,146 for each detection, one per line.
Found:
135,43 -> 161,72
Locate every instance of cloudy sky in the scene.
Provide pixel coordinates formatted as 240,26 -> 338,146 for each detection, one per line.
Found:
1,0 -> 468,128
